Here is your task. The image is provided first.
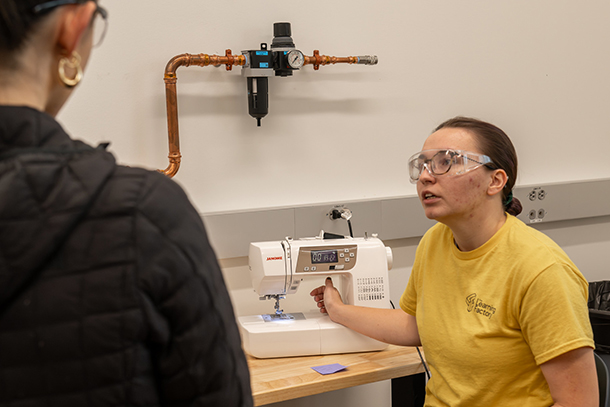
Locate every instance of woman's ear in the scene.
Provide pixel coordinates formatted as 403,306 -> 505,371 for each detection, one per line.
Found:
487,169 -> 508,198
55,2 -> 96,55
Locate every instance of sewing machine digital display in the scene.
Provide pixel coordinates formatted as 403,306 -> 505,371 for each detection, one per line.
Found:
311,249 -> 338,264
296,245 -> 357,273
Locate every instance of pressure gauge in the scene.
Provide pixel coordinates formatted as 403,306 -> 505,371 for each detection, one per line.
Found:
286,49 -> 305,69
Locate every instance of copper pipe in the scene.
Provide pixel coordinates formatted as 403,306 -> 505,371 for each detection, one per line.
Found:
159,51 -> 246,177
159,49 -> 375,176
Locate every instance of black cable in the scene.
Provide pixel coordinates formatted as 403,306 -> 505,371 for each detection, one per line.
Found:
347,219 -> 354,238
417,347 -> 431,380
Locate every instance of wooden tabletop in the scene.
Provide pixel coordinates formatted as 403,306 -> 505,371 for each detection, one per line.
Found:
247,345 -> 426,406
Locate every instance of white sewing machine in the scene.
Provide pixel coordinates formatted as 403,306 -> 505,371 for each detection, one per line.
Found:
238,233 -> 393,358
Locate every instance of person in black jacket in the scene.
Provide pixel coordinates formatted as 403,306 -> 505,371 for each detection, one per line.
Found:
0,1 -> 253,406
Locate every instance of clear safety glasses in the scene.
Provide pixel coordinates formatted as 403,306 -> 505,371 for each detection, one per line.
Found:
32,0 -> 108,48
408,149 -> 495,184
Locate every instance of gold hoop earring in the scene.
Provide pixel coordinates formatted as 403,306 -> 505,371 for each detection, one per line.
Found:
58,52 -> 83,88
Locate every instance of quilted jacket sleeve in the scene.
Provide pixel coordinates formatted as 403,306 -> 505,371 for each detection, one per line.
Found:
134,171 -> 253,407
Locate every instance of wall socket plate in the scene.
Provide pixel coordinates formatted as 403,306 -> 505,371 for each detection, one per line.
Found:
523,186 -> 547,223
514,179 -> 610,225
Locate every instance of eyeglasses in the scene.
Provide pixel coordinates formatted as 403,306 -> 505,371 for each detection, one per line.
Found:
32,0 -> 108,48
408,149 -> 495,184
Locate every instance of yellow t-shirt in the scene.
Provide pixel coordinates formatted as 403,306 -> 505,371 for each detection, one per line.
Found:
400,214 -> 594,407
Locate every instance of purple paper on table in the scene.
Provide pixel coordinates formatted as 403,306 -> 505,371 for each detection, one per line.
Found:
311,363 -> 348,375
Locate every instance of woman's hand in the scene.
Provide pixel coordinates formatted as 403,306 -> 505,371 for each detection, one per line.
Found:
310,277 -> 343,319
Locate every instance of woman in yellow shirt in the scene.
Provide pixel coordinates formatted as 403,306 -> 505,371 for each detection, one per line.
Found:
311,117 -> 597,406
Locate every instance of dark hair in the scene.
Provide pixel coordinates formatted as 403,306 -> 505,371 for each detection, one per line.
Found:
0,0 -> 56,66
435,116 -> 523,216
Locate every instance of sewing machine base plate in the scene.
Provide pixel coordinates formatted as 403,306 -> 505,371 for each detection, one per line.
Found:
239,311 -> 387,358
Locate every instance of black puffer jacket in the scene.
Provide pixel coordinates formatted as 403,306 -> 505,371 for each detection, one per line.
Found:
0,106 -> 253,406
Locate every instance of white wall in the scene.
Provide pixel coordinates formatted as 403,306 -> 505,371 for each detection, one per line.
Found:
56,1 -> 610,406
60,0 -> 610,214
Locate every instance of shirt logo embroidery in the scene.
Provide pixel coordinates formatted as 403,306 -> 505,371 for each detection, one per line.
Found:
466,293 -> 497,320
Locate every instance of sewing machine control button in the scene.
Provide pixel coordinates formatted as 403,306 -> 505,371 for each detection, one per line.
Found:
311,266 -> 317,271
344,249 -> 350,253
334,265 -> 345,270
340,253 -> 345,258
350,253 -> 355,257
345,258 -> 350,263
304,267 -> 309,271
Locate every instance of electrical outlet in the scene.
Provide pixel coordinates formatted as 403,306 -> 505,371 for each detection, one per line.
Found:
528,187 -> 545,200
528,190 -> 537,201
522,187 -> 547,223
